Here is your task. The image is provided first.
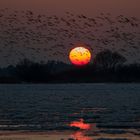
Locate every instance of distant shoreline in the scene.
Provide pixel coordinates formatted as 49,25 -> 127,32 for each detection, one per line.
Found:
0,130 -> 140,140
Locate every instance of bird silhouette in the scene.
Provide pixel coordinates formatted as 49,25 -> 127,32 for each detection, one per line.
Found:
0,8 -> 139,66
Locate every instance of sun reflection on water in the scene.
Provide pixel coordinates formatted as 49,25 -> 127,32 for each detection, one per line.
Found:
71,131 -> 92,140
70,119 -> 91,130
69,119 -> 94,140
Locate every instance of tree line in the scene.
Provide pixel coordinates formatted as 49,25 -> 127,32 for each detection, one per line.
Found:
0,50 -> 140,83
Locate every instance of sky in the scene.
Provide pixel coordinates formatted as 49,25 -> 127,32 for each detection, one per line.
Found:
0,0 -> 140,66
0,0 -> 140,17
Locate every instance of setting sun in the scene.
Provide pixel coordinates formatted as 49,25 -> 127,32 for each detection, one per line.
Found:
69,46 -> 91,66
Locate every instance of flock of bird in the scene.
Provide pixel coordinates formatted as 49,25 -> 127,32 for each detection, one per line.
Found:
0,8 -> 139,66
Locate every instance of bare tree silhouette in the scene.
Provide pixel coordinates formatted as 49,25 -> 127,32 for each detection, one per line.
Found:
93,50 -> 126,70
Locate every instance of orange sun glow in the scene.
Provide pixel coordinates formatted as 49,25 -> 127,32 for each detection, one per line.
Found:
69,46 -> 91,66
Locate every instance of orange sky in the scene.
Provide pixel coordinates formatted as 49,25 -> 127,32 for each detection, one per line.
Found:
0,0 -> 140,16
